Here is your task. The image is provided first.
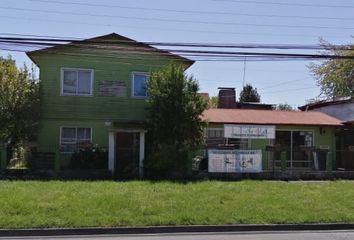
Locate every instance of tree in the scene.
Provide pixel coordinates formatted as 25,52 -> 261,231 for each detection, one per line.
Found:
308,39 -> 354,99
145,64 -> 207,176
0,56 -> 40,145
276,103 -> 295,111
208,96 -> 218,108
239,84 -> 261,103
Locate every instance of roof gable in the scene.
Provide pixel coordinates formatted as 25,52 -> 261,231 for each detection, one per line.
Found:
26,33 -> 194,68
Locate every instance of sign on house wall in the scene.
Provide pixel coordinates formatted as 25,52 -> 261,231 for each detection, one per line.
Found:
224,124 -> 276,139
208,149 -> 262,173
98,80 -> 127,97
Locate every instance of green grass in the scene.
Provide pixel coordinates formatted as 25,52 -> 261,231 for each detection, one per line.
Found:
0,180 -> 354,228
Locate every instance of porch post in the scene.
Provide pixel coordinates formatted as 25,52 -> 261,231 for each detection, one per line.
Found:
139,131 -> 145,179
108,132 -> 115,174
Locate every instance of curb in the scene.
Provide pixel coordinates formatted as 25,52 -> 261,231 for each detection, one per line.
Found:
0,224 -> 354,237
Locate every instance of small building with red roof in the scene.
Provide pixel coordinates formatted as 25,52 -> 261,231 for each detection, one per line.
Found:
200,108 -> 343,173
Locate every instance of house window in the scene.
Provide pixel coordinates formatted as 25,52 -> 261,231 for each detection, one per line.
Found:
206,128 -> 224,139
132,72 -> 149,97
205,128 -> 249,149
60,127 -> 92,153
61,68 -> 93,96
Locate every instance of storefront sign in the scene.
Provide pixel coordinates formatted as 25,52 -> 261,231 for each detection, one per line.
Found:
208,149 -> 262,173
224,124 -> 275,139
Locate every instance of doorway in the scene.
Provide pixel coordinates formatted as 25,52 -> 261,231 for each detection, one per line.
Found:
115,132 -> 140,177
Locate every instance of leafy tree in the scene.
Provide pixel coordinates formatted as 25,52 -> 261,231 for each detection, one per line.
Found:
208,96 -> 218,108
276,103 -> 295,111
145,64 -> 207,176
308,39 -> 354,99
0,56 -> 40,146
239,84 -> 261,103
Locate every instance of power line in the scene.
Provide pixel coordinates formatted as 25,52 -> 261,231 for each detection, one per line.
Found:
2,6 -> 354,30
0,16 -> 350,40
0,32 -> 81,40
28,0 -> 354,22
259,77 -> 312,90
1,39 -> 354,62
215,0 -> 354,9
0,47 -> 347,63
262,86 -> 318,95
0,36 -> 353,51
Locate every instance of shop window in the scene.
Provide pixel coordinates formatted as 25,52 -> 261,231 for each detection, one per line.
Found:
271,130 -> 313,169
205,128 -> 249,149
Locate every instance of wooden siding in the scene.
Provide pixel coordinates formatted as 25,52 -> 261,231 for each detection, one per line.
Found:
31,43 -> 189,150
34,52 -> 178,121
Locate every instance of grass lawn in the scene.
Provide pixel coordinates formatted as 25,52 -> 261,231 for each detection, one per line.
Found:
0,180 -> 354,228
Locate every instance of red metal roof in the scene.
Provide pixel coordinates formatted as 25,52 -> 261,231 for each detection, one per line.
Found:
202,109 -> 343,126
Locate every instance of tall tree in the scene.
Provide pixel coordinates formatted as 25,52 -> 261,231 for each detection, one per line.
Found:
239,84 -> 261,103
145,64 -> 207,176
308,39 -> 354,99
0,56 -> 40,145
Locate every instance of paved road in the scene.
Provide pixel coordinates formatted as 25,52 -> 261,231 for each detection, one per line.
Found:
1,231 -> 354,240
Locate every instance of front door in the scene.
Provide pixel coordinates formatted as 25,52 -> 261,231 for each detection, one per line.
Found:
115,132 -> 140,177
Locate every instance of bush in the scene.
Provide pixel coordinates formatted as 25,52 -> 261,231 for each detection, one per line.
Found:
69,145 -> 108,170
145,143 -> 191,178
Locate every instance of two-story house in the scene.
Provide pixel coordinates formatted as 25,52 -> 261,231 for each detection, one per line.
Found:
26,33 -> 194,177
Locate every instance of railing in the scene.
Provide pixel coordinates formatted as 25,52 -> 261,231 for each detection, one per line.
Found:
0,144 -> 108,172
198,145 -> 332,172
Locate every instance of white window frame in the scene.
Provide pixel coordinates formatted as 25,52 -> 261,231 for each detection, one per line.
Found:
60,68 -> 94,96
131,71 -> 149,98
60,127 -> 93,153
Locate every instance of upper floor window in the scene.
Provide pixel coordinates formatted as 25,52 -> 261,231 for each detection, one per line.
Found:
61,68 -> 93,96
132,72 -> 149,98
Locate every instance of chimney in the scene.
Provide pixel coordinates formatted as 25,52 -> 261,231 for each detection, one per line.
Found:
199,92 -> 210,102
218,87 -> 237,109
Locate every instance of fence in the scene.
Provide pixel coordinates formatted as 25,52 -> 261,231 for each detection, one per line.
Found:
1,143 -> 352,180
0,144 -> 108,172
195,145 -> 334,173
335,149 -> 354,171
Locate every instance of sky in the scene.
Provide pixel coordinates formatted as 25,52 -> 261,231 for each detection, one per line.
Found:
1,0 -> 353,108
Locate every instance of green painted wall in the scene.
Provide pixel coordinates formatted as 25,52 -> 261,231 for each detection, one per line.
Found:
37,120 -> 109,148
30,43 -> 188,153
34,53 -> 178,121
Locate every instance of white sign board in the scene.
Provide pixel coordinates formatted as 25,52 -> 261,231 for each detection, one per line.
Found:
236,150 -> 263,173
208,149 -> 262,173
224,124 -> 275,139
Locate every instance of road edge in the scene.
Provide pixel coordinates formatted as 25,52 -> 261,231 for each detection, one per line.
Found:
0,224 -> 354,237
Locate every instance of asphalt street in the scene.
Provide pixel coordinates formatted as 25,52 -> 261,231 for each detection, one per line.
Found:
1,231 -> 354,240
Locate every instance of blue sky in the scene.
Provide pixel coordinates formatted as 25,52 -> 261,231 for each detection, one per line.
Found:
1,0 -> 353,107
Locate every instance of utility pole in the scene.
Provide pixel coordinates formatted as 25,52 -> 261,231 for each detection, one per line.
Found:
242,57 -> 247,88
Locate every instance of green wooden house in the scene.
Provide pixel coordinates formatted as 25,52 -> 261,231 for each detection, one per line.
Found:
26,33 -> 193,177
